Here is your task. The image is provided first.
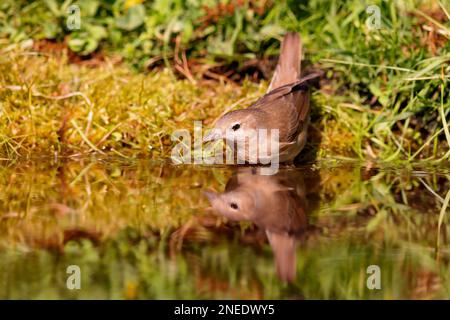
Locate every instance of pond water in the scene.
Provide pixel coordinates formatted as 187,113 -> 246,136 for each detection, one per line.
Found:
0,158 -> 449,299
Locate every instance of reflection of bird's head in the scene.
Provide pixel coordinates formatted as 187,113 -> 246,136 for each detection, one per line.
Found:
205,168 -> 305,226
203,109 -> 259,143
203,188 -> 254,221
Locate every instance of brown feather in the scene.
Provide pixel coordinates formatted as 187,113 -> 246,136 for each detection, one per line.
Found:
268,32 -> 302,91
249,80 -> 312,145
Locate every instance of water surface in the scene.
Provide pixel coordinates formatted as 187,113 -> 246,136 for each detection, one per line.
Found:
0,158 -> 449,299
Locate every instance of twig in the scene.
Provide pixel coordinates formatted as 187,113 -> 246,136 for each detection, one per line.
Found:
70,119 -> 104,154
320,59 -> 414,72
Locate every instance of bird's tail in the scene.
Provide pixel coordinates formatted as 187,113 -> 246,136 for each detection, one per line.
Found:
266,230 -> 297,282
267,32 -> 302,92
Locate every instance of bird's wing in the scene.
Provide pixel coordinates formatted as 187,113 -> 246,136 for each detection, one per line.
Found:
249,80 -> 311,142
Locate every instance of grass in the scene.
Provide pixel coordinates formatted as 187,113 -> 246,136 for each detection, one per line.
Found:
0,49 -> 266,159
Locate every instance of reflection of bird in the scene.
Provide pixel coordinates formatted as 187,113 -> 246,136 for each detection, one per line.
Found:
204,168 -> 320,282
203,32 -> 319,163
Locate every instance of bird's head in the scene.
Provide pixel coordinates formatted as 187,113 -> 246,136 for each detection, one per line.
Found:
203,109 -> 258,143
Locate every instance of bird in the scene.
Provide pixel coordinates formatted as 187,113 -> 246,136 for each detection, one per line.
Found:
204,167 -> 319,282
203,32 -> 319,164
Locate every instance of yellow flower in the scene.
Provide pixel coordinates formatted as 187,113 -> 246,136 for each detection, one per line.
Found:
124,0 -> 144,10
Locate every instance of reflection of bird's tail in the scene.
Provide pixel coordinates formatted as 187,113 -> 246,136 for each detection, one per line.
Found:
268,32 -> 302,92
266,230 -> 297,282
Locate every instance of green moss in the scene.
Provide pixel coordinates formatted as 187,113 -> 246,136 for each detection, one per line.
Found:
0,49 -> 267,159
1,0 -> 450,162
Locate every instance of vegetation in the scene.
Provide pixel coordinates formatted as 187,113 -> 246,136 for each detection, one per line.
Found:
0,0 -> 448,162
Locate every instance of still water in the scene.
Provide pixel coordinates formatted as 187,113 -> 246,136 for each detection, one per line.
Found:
0,158 -> 449,299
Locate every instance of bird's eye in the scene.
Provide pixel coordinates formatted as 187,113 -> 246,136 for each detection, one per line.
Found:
230,202 -> 239,210
231,123 -> 240,131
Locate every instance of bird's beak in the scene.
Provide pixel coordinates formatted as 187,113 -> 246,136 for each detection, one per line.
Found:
203,129 -> 223,142
203,190 -> 218,202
